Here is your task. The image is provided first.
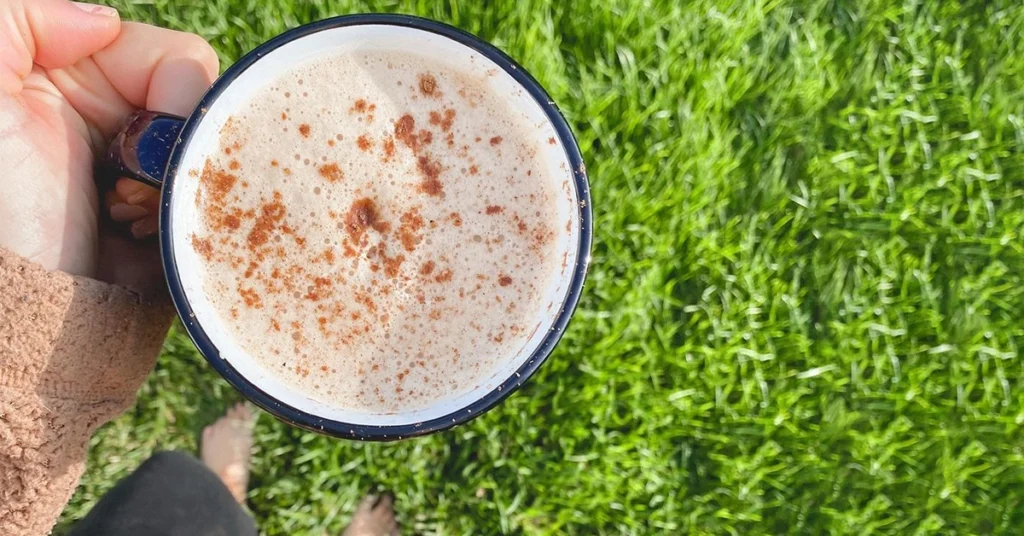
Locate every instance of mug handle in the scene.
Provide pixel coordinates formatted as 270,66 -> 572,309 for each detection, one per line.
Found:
104,110 -> 187,188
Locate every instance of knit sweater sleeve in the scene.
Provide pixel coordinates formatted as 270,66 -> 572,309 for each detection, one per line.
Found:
0,248 -> 173,536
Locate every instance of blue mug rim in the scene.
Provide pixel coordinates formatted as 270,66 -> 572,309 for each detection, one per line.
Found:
159,13 -> 593,440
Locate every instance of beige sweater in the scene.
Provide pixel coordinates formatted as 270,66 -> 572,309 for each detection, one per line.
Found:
0,248 -> 173,535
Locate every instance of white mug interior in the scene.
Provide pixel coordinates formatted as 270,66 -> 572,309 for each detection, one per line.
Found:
169,23 -> 581,427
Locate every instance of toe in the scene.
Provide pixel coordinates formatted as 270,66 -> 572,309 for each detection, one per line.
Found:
357,494 -> 378,514
230,403 -> 256,430
374,494 -> 394,512
374,495 -> 398,533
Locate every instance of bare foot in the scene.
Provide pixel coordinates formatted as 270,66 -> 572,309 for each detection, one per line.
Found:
342,494 -> 399,536
201,403 -> 255,504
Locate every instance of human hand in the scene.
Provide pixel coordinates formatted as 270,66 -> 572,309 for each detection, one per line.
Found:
0,0 -> 218,293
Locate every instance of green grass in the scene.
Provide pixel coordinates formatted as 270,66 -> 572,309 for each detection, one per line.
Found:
60,0 -> 1024,534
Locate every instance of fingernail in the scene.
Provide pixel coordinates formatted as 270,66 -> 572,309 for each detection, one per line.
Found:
131,218 -> 158,239
115,178 -> 156,204
110,203 -> 149,222
72,2 -> 118,17
127,191 -> 153,205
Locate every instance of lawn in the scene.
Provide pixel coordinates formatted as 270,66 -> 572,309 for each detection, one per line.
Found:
60,0 -> 1024,534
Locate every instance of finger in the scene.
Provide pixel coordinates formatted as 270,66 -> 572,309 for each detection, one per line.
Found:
105,179 -> 160,234
94,22 -> 219,125
138,193 -> 161,217
95,22 -> 219,114
130,216 -> 159,239
96,218 -> 165,294
46,22 -> 219,140
109,203 -> 149,222
0,0 -> 120,93
115,177 -> 159,205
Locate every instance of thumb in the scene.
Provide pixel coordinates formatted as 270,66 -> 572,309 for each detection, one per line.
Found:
23,0 -> 120,67
1,0 -> 120,91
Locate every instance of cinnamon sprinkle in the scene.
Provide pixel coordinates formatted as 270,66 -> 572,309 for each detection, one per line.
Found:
418,73 -> 439,96
429,109 -> 456,132
318,163 -> 343,182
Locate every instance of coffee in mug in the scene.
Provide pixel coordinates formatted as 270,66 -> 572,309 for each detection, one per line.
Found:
106,16 -> 590,438
188,48 -> 571,415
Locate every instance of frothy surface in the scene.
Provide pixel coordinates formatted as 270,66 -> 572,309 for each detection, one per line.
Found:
187,49 -> 571,414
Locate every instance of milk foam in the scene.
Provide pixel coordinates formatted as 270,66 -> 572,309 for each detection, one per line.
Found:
188,49 -> 571,413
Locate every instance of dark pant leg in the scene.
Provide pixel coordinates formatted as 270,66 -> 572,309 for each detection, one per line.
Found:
70,450 -> 256,536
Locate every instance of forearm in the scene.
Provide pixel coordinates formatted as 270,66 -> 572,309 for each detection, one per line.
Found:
0,248 -> 173,536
